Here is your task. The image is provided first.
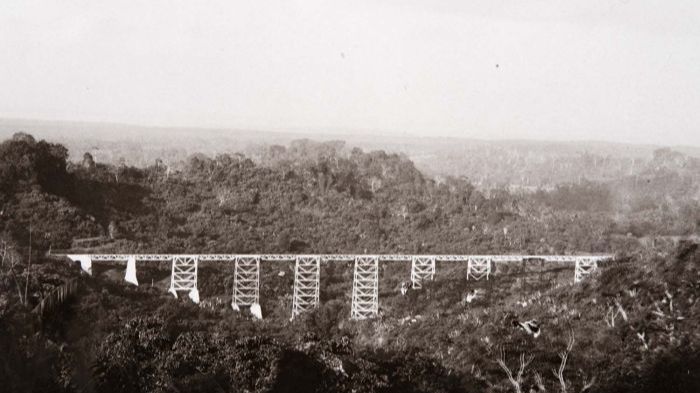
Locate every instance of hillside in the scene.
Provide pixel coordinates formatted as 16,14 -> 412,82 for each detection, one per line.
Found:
1,133 -> 699,392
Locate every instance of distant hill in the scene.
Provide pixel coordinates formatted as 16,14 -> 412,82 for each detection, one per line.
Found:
2,117 -> 700,190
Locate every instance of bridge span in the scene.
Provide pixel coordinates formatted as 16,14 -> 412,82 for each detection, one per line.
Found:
65,254 -> 612,320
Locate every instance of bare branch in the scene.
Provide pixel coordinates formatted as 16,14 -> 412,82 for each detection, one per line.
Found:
6,251 -> 26,305
566,331 -> 575,352
24,222 -> 32,307
614,298 -> 628,322
551,330 -> 575,392
518,353 -> 535,382
534,372 -> 546,392
496,347 -> 533,393
580,375 -> 596,392
636,331 -> 649,351
605,306 -> 618,327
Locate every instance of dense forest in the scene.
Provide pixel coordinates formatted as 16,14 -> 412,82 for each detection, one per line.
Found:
1,133 -> 699,392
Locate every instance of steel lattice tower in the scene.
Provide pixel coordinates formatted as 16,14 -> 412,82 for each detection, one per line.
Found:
410,256 -> 435,288
467,256 -> 491,280
291,256 -> 321,318
574,257 -> 597,283
351,255 -> 379,319
233,256 -> 260,307
169,255 -> 199,294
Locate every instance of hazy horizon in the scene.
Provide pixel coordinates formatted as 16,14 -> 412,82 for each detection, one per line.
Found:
5,116 -> 700,155
2,1 -> 699,146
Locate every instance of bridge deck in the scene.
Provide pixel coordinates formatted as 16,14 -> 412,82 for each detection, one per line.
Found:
64,253 -> 613,263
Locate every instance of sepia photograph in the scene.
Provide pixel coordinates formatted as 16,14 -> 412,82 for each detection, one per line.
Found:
1,1 -> 699,392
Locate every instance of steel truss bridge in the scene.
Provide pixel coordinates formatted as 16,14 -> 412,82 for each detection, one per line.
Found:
66,254 -> 612,320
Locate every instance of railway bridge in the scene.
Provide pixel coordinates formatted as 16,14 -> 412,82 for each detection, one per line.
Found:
65,253 -> 612,320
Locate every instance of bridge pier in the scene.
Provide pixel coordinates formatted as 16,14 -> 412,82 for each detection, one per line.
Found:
168,255 -> 199,303
125,255 -> 138,285
410,256 -> 435,289
291,256 -> 321,319
351,255 -> 379,320
67,255 -> 93,275
232,256 -> 260,309
467,257 -> 491,280
574,257 -> 597,283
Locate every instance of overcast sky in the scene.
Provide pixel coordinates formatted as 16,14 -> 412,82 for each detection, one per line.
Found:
1,1 -> 699,146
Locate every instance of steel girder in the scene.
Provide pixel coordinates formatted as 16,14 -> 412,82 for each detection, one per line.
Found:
73,253 -> 612,264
